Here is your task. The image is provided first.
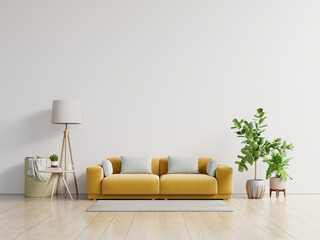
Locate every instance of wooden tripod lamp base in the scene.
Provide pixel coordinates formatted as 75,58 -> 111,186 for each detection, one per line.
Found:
52,100 -> 81,197
56,125 -> 79,196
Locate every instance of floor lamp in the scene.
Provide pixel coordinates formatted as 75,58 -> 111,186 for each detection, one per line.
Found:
52,100 -> 81,197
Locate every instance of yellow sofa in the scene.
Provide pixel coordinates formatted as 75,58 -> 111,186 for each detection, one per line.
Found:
87,157 -> 233,200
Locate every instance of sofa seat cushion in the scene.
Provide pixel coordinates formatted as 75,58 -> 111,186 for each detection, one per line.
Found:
102,174 -> 159,195
160,174 -> 217,195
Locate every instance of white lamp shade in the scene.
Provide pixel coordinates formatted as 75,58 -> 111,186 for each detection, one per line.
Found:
52,100 -> 82,124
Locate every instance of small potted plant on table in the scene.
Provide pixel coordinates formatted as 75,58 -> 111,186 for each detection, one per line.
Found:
49,154 -> 59,167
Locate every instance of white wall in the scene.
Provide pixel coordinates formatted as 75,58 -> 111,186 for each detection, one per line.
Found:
1,0 -> 319,194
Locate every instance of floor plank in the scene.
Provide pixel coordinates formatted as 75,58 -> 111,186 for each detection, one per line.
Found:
75,212 -> 116,240
100,212 -> 135,240
201,212 -> 239,240
183,212 -> 216,240
52,211 -> 98,240
126,212 -> 165,240
165,212 -> 190,240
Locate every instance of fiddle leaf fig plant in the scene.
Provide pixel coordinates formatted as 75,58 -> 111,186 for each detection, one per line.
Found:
231,108 -> 294,181
231,108 -> 269,179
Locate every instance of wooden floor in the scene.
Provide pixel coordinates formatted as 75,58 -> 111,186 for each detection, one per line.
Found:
0,194 -> 320,240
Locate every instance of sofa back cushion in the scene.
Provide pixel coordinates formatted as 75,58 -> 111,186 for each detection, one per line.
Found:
159,157 -> 212,176
167,156 -> 199,174
107,156 -> 160,175
120,156 -> 152,174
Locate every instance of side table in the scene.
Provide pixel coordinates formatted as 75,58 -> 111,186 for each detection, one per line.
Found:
39,169 -> 75,201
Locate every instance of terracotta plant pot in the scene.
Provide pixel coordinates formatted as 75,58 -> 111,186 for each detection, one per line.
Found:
246,179 -> 266,199
269,177 -> 286,190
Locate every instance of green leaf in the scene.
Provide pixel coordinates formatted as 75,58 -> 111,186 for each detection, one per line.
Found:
285,157 -> 293,162
232,119 -> 241,128
281,141 -> 287,148
275,138 -> 282,142
257,108 -> 263,113
247,155 -> 254,164
266,147 -> 270,154
287,143 -> 294,150
259,117 -> 267,124
259,138 -> 265,145
241,148 -> 248,154
253,151 -> 261,158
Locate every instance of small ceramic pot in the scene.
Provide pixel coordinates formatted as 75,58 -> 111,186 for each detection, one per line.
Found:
51,161 -> 59,167
269,177 -> 286,190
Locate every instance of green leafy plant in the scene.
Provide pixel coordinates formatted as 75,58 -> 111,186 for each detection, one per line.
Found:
49,154 -> 58,161
231,108 -> 268,179
263,140 -> 294,180
231,108 -> 294,180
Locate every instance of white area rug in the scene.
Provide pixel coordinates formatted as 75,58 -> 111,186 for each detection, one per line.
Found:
87,200 -> 233,212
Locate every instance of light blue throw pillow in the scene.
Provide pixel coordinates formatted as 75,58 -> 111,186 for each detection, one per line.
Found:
206,160 -> 218,177
102,160 -> 113,177
167,156 -> 199,174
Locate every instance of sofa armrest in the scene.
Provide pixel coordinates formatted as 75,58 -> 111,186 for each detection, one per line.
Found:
216,164 -> 233,194
87,165 -> 104,194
